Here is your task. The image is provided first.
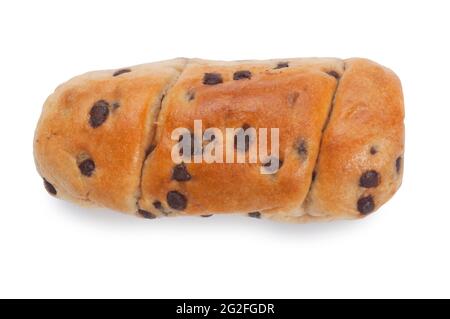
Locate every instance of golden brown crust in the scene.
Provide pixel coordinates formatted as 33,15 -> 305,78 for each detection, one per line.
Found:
139,59 -> 341,216
34,59 -> 186,212
302,58 -> 404,219
34,57 -> 404,222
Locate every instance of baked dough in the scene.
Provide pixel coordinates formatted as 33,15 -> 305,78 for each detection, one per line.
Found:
34,57 -> 404,222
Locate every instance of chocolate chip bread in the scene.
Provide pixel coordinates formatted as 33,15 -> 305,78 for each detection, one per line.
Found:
34,57 -> 404,222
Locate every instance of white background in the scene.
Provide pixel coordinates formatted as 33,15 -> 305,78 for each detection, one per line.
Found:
0,0 -> 449,298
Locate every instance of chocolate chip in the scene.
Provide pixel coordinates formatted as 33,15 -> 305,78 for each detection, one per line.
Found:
201,214 -> 213,218
78,159 -> 95,177
145,144 -> 156,157
113,68 -> 131,77
262,157 -> 283,173
186,89 -> 195,101
357,195 -> 375,215
396,156 -> 402,173
288,92 -> 300,106
43,178 -> 57,195
138,209 -> 156,219
312,171 -> 317,182
326,70 -> 340,79
248,212 -> 261,218
167,191 -> 187,210
359,170 -> 380,188
153,201 -> 162,210
370,146 -> 378,155
233,70 -> 252,80
274,62 -> 289,69
203,73 -> 223,85
295,139 -> 308,159
172,163 -> 192,181
89,100 -> 110,128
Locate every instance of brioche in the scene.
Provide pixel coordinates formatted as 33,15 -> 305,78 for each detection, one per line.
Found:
34,57 -> 404,222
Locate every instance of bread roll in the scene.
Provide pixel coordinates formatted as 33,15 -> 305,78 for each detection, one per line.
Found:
34,57 -> 404,222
